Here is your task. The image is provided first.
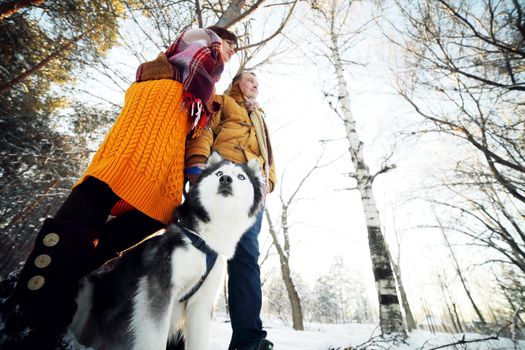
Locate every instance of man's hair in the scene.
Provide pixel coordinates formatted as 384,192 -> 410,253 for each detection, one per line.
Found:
207,26 -> 238,48
232,71 -> 256,85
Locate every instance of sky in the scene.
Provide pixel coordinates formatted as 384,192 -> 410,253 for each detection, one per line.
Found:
68,0 -> 510,326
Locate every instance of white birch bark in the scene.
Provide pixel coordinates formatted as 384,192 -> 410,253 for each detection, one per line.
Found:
329,28 -> 405,336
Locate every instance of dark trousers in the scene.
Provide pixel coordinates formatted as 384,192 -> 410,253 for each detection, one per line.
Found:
228,208 -> 267,350
55,176 -> 164,260
54,176 -> 119,230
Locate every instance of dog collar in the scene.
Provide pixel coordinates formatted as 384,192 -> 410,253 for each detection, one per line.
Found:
178,226 -> 218,303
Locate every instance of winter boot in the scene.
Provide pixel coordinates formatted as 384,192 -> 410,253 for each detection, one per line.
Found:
249,339 -> 274,350
236,338 -> 274,350
166,331 -> 185,350
0,217 -> 101,349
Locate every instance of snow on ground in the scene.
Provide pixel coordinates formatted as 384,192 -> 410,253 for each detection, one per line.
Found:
211,314 -> 524,350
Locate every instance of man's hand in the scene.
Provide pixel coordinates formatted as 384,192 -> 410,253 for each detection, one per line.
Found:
184,164 -> 205,186
186,173 -> 200,186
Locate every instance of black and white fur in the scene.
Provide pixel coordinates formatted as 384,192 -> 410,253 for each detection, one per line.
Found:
70,152 -> 265,350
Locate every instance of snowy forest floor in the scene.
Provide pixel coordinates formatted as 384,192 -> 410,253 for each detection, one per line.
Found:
210,314 -> 524,350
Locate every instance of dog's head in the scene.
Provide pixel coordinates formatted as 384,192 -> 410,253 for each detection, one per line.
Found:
175,152 -> 265,231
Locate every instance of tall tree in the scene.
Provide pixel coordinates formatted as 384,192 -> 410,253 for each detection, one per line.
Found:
0,1 -> 128,276
496,269 -> 525,330
386,229 -> 417,331
0,1 -> 125,96
263,155 -> 327,331
391,0 -> 525,288
436,270 -> 464,333
265,210 -> 304,330
306,0 -> 405,335
437,216 -> 487,326
0,104 -> 117,276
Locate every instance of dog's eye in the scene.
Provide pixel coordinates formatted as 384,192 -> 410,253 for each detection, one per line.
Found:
238,174 -> 246,180
216,171 -> 223,177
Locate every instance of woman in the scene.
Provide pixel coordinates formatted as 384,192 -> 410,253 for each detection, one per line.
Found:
184,71 -> 275,350
1,26 -> 237,349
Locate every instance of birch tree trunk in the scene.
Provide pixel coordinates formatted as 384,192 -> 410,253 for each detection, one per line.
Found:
390,253 -> 416,331
386,228 -> 416,332
329,28 -> 404,335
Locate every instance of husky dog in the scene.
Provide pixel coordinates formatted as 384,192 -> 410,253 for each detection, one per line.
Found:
69,152 -> 264,350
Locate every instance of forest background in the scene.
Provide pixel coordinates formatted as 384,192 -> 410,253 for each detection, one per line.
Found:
0,0 -> 524,347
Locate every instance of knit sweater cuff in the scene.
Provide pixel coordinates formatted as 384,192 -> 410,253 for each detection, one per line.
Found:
186,155 -> 209,168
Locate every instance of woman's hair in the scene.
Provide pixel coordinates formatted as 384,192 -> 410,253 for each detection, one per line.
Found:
207,26 -> 238,48
232,71 -> 256,85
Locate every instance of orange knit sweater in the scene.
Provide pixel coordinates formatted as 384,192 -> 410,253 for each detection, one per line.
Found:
75,79 -> 190,224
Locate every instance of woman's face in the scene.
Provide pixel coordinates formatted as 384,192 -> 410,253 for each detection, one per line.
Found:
221,39 -> 237,63
238,73 -> 258,99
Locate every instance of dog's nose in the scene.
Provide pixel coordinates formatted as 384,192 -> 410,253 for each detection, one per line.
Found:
219,175 -> 232,185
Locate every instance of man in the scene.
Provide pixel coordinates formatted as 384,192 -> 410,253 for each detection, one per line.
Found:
185,71 -> 275,350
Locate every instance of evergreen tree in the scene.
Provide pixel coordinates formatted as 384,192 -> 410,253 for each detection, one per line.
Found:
0,1 -> 127,276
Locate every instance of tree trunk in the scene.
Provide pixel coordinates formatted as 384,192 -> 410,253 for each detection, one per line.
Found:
265,209 -> 304,330
499,280 -> 524,325
223,275 -> 229,318
446,302 -> 460,333
451,301 -> 464,333
215,0 -> 266,29
194,0 -> 203,28
439,223 -> 486,326
0,0 -> 44,19
390,254 -> 416,331
438,272 -> 463,333
445,276 -> 465,333
280,258 -> 304,330
329,30 -> 404,336
421,298 -> 436,334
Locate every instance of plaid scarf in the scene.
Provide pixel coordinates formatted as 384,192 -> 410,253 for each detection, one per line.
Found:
135,28 -> 224,135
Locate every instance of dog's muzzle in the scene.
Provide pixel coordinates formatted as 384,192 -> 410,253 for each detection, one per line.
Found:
218,175 -> 233,196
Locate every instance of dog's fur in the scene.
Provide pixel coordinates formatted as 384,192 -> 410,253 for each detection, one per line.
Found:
69,152 -> 264,350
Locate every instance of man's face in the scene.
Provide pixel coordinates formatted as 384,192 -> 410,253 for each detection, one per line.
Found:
238,73 -> 258,99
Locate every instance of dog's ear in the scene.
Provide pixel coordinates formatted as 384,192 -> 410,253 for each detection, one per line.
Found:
247,158 -> 265,182
247,158 -> 261,174
244,158 -> 266,216
206,152 -> 223,167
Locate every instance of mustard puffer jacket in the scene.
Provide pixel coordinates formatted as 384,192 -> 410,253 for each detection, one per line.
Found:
185,93 -> 276,192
